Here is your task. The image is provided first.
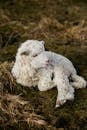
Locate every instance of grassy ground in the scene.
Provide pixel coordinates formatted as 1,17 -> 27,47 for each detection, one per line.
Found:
0,0 -> 87,129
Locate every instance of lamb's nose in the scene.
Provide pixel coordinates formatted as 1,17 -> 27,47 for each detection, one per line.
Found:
45,59 -> 49,63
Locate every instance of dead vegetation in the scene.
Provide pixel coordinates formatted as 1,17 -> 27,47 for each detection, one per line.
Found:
0,93 -> 48,129
0,0 -> 87,129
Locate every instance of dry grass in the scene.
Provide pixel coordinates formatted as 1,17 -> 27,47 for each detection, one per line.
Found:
0,0 -> 87,129
0,93 -> 47,127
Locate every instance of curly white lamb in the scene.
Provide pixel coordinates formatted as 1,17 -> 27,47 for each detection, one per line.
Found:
12,40 -> 87,107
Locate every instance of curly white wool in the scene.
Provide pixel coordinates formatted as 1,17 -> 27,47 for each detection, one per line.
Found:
11,40 -> 46,87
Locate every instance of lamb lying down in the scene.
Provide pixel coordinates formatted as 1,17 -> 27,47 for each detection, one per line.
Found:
12,40 -> 86,107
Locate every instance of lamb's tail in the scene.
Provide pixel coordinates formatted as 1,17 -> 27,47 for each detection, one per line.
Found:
71,74 -> 87,89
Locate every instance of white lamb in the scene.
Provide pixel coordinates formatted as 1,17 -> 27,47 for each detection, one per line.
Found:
12,40 -> 87,107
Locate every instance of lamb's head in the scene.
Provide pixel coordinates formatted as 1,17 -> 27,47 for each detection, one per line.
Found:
17,49 -> 50,69
12,40 -> 45,79
17,40 -> 45,58
30,52 -> 50,69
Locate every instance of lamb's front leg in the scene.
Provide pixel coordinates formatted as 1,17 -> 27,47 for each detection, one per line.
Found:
56,85 -> 74,107
54,67 -> 74,107
56,82 -> 68,108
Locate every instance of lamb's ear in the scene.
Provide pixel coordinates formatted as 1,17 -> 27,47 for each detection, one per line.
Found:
41,41 -> 45,45
20,51 -> 29,56
20,51 -> 29,62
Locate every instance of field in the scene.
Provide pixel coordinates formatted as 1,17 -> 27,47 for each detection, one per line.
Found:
0,0 -> 87,129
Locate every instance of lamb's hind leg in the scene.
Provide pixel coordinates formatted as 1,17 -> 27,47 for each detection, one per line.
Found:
54,67 -> 74,107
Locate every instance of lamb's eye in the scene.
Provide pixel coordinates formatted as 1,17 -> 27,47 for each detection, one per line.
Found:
21,51 -> 29,56
33,54 -> 38,57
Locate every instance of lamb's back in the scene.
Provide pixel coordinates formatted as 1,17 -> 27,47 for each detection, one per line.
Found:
45,51 -> 76,75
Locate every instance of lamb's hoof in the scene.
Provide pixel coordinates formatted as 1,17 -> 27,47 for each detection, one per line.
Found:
55,99 -> 66,108
55,104 -> 60,108
66,93 -> 74,101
